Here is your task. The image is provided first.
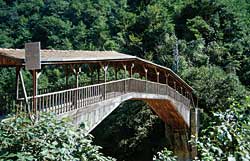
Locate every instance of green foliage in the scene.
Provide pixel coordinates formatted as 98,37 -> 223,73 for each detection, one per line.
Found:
0,113 -> 115,161
0,0 -> 250,160
181,66 -> 246,112
153,148 -> 177,161
187,16 -> 212,40
194,97 -> 250,161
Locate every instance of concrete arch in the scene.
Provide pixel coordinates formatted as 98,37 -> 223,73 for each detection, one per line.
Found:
59,92 -> 190,133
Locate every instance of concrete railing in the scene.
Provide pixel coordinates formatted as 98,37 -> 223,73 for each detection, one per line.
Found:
17,78 -> 190,115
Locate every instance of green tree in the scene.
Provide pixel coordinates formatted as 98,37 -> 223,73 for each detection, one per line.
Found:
194,97 -> 250,160
0,113 -> 115,161
181,66 -> 246,112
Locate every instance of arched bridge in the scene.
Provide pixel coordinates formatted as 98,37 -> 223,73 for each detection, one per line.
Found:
0,45 -> 199,159
28,78 -> 190,133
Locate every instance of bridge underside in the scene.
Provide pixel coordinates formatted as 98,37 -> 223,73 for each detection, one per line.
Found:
58,92 -> 190,133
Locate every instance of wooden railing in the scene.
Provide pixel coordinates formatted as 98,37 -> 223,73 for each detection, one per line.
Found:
17,78 -> 190,115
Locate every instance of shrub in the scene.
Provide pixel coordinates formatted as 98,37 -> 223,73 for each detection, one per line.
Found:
0,113 -> 115,161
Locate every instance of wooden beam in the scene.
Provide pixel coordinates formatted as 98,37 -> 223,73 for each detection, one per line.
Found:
130,63 -> 134,78
123,64 -> 127,79
102,65 -> 108,99
32,70 -> 37,114
16,66 -> 21,100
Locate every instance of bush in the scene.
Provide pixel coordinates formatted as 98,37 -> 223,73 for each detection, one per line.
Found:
0,113 -> 115,161
153,148 -> 177,161
194,97 -> 250,161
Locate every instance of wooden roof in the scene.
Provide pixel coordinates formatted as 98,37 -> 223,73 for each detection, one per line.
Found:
0,48 -> 136,64
0,48 -> 193,92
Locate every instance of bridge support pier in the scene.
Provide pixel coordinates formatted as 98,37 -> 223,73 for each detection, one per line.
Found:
164,108 -> 200,161
165,124 -> 190,161
190,108 -> 201,160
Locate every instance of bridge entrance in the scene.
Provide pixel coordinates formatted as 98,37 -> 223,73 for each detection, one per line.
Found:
0,45 -> 199,160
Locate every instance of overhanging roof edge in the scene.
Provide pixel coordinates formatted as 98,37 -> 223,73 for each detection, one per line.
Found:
134,57 -> 193,91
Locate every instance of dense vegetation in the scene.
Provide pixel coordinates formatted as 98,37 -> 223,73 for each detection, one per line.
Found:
195,97 -> 250,160
0,113 -> 115,161
0,0 -> 249,160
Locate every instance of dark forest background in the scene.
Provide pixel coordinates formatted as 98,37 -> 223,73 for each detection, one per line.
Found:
0,0 -> 249,160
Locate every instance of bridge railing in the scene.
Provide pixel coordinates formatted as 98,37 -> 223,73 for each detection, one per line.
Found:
128,79 -> 190,106
17,78 -> 190,115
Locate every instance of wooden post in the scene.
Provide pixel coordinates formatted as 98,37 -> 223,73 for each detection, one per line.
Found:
130,63 -> 134,78
76,69 -> 79,88
70,65 -> 81,109
123,65 -> 127,78
103,65 -> 108,99
70,65 -> 81,88
32,70 -> 37,114
174,81 -> 176,99
145,68 -> 148,80
181,87 -> 183,102
76,67 -> 81,109
165,73 -> 169,95
191,108 -> 201,159
157,72 -> 160,83
165,73 -> 169,85
123,65 -> 127,93
16,66 -> 20,100
157,71 -> 159,94
19,69 -> 28,112
144,68 -> 148,92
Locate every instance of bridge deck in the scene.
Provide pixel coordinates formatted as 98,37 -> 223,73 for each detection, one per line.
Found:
17,78 -> 191,132
18,78 -> 190,114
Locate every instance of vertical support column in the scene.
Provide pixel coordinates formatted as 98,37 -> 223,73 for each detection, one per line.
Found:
32,70 -> 37,115
144,68 -> 148,93
156,72 -> 159,83
190,108 -> 201,159
71,65 -> 81,110
156,71 -> 160,94
16,66 -> 21,100
130,63 -> 134,78
165,124 -> 191,161
174,81 -> 176,99
19,69 -> 29,113
75,68 -> 80,88
181,87 -> 183,102
123,65 -> 127,93
103,65 -> 108,99
165,73 -> 169,95
15,66 -> 20,113
76,67 -> 81,109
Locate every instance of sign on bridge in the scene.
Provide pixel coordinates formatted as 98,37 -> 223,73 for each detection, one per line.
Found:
25,42 -> 41,70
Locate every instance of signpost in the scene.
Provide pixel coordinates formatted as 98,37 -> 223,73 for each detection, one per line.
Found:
25,42 -> 41,115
